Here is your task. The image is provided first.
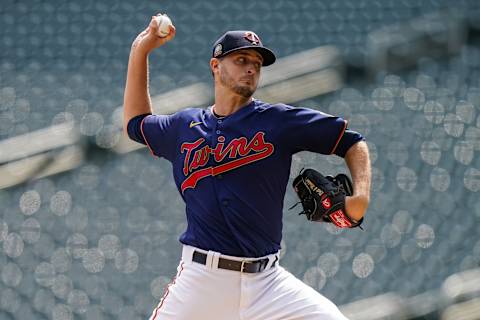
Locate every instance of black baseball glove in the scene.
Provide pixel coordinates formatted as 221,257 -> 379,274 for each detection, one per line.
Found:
291,168 -> 363,229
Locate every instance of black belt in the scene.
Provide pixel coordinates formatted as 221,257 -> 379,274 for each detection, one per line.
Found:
192,251 -> 277,273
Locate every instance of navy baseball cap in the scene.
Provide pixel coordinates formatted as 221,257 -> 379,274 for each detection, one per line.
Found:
212,30 -> 276,66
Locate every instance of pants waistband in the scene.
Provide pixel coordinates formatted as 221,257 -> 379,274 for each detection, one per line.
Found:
182,245 -> 279,273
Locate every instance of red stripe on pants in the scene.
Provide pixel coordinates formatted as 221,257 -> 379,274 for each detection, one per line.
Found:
151,262 -> 185,320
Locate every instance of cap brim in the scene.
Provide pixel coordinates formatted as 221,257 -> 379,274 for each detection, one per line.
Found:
220,46 -> 276,66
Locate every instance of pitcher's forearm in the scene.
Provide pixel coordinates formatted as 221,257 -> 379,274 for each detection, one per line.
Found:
344,141 -> 371,220
345,141 -> 371,199
122,17 -> 176,136
123,46 -> 153,135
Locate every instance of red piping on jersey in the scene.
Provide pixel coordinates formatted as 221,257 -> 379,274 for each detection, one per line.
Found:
330,120 -> 348,155
140,115 -> 157,157
151,262 -> 185,320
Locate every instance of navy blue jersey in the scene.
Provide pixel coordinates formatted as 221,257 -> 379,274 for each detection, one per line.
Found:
132,99 -> 359,257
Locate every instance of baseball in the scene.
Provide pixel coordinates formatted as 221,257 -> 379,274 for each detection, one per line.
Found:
154,14 -> 172,38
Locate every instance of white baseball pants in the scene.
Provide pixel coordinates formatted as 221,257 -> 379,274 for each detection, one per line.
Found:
149,245 -> 349,320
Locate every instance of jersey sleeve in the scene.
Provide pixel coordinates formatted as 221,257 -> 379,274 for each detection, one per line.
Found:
333,129 -> 365,158
127,113 -> 150,145
140,114 -> 177,160
281,106 -> 348,155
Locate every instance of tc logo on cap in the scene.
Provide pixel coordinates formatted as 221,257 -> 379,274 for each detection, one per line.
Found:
244,31 -> 260,45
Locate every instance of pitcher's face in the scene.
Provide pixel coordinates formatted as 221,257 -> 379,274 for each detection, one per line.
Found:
213,49 -> 263,98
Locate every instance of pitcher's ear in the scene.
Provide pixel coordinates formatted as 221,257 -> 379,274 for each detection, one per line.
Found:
210,58 -> 221,77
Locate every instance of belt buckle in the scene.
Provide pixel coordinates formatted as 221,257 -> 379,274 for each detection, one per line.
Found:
240,260 -> 250,273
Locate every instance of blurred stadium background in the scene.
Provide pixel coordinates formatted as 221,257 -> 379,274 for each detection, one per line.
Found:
1,0 -> 480,319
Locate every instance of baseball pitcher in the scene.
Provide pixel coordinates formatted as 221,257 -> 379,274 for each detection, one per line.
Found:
124,14 -> 371,320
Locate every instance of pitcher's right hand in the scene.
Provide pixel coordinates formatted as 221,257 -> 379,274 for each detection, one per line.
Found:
131,14 -> 176,55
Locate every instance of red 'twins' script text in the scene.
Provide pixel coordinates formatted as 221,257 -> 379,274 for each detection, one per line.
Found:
180,131 -> 274,192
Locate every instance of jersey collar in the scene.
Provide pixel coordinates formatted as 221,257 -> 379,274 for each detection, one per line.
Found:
206,99 -> 258,122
